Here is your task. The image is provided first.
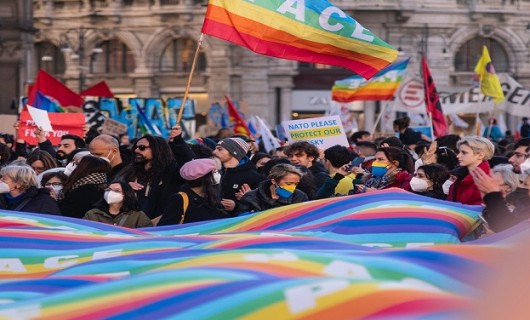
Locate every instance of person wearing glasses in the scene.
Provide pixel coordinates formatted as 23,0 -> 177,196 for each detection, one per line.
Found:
41,171 -> 68,200
115,126 -> 196,224
0,165 -> 61,215
84,180 -> 152,228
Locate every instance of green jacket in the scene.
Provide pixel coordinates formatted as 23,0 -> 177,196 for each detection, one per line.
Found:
84,208 -> 153,229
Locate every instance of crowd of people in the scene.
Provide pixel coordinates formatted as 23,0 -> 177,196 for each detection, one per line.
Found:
0,116 -> 528,235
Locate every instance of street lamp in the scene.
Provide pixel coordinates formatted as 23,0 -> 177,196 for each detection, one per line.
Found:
60,27 -> 104,92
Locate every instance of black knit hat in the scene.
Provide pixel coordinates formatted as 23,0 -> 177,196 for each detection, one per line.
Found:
217,138 -> 249,161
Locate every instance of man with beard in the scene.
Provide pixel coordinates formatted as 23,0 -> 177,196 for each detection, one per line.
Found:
508,138 -> 530,175
115,126 -> 195,222
56,134 -> 86,166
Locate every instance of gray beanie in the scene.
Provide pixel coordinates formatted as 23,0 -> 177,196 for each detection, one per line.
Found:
217,138 -> 249,161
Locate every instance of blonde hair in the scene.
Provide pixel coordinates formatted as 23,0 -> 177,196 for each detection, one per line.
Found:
456,136 -> 495,160
0,165 -> 38,191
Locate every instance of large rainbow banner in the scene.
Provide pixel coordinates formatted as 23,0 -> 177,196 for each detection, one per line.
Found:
1,189 -> 529,318
201,0 -> 398,79
332,58 -> 410,102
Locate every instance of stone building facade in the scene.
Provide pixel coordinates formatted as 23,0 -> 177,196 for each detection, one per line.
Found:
0,0 -> 34,115
31,0 -> 530,130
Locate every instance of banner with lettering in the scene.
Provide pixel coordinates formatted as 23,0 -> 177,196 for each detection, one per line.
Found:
282,115 -> 349,149
0,188 -> 529,318
393,74 -> 530,116
18,111 -> 85,145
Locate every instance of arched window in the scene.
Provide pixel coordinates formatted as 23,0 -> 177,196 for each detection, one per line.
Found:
35,42 -> 66,75
91,39 -> 136,74
454,37 -> 509,72
159,38 -> 206,73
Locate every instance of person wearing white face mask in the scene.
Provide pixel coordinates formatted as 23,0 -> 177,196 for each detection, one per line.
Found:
158,158 -> 227,226
410,164 -> 450,200
0,165 -> 61,215
83,181 -> 152,228
89,135 -> 125,181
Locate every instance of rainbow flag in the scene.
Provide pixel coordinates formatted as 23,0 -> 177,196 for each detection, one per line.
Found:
201,0 -> 398,79
332,58 -> 409,102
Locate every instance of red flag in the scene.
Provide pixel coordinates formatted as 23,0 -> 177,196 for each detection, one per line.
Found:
422,56 -> 447,138
27,70 -> 84,108
225,95 -> 251,137
80,81 -> 114,98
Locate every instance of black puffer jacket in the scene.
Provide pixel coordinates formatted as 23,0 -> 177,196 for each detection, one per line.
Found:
238,180 -> 308,213
0,186 -> 61,215
220,159 -> 264,202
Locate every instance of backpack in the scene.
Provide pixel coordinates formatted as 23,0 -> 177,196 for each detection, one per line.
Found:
151,191 -> 189,226
177,191 -> 189,224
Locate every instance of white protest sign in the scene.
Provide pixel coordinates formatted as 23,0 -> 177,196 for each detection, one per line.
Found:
282,115 -> 349,149
27,106 -> 53,132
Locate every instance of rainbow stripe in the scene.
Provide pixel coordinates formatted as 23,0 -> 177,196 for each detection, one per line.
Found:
202,0 -> 398,79
332,58 -> 409,102
2,189 -> 528,318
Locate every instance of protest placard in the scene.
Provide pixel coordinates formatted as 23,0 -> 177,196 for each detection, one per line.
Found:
18,111 -> 85,145
282,115 -> 349,149
99,118 -> 128,137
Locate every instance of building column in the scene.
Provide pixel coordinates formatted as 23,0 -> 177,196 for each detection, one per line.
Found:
363,101 -> 376,133
131,73 -> 156,97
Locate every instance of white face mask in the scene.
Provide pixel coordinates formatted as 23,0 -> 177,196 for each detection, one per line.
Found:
520,158 -> 530,174
50,185 -> 63,193
410,177 -> 429,192
213,171 -> 222,185
64,163 -> 77,176
104,190 -> 124,205
442,179 -> 454,195
0,182 -> 10,194
98,150 -> 114,164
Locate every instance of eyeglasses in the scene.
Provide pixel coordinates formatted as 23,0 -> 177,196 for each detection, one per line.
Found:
134,145 -> 151,151
45,182 -> 63,187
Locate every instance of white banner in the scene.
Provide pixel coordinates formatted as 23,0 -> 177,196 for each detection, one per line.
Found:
392,74 -> 530,117
282,115 -> 349,149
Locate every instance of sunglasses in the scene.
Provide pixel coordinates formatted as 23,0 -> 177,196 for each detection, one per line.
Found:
134,145 -> 151,151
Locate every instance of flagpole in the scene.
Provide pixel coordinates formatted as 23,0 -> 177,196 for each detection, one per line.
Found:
371,101 -> 386,137
177,33 -> 204,124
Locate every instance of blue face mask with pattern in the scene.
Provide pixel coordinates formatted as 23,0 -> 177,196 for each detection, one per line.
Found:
276,185 -> 296,198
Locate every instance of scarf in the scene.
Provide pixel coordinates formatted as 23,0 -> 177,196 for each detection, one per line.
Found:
57,172 -> 107,201
365,169 -> 399,190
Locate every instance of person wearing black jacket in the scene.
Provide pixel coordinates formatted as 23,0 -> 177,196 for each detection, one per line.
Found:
158,158 -> 226,225
239,163 -> 308,214
284,141 -> 329,192
471,166 -> 530,232
213,138 -> 264,216
0,165 -> 60,215
115,126 -> 195,221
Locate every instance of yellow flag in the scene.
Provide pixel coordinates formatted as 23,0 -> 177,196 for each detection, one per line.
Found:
474,45 -> 505,104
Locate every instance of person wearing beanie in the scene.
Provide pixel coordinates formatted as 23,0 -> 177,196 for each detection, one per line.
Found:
213,138 -> 265,215
158,158 -> 226,225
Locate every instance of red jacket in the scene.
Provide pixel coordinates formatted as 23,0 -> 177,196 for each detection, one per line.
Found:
448,161 -> 490,205
386,170 -> 413,191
